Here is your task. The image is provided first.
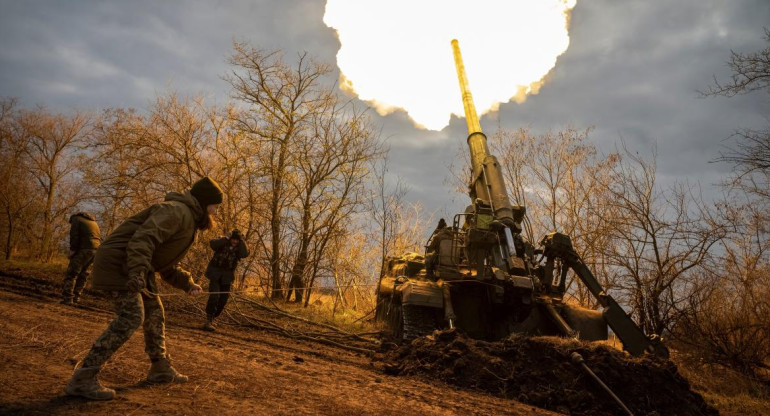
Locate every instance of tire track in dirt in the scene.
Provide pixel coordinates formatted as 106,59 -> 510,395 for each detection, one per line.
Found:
0,280 -> 555,415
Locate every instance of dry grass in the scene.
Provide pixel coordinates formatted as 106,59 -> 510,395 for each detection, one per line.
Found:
672,349 -> 770,416
277,294 -> 378,335
1,257 -> 68,275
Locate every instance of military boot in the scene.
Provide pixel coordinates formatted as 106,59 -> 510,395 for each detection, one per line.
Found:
65,366 -> 116,401
59,298 -> 73,306
147,357 -> 189,383
202,317 -> 216,332
73,278 -> 87,304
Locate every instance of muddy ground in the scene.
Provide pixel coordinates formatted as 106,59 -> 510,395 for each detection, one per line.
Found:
378,329 -> 718,416
0,266 -> 554,416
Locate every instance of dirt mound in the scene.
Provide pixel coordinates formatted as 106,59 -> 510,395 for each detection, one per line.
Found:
380,329 -> 718,416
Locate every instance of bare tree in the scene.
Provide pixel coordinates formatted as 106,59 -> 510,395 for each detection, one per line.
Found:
677,193 -> 770,373
676,29 -> 770,372
83,108 -> 149,233
327,231 -> 370,313
602,145 -> 724,335
390,200 -> 432,255
226,42 -> 335,298
285,105 -> 383,305
18,107 -> 92,260
205,105 -> 270,289
0,98 -> 37,259
140,93 -> 213,192
703,29 -> 770,198
702,28 -> 770,98
368,154 -> 411,278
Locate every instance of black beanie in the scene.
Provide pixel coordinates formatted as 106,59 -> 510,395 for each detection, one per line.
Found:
191,176 -> 224,208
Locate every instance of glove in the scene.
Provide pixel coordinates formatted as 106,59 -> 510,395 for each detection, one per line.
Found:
187,283 -> 203,296
126,273 -> 146,292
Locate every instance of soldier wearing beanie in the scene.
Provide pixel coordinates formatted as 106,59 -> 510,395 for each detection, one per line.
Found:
202,229 -> 250,331
65,176 -> 223,401
190,176 -> 224,230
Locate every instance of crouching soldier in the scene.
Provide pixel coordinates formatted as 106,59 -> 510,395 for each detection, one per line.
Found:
60,212 -> 101,305
202,229 -> 249,331
65,176 -> 224,401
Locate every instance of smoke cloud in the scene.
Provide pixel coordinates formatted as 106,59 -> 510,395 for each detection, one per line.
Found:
324,0 -> 576,130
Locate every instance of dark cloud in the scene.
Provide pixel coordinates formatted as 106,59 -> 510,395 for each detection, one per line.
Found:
1,0 -> 767,215
0,0 -> 339,110
493,0 -> 769,179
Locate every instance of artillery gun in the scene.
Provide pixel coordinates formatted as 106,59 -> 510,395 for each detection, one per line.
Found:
375,40 -> 668,357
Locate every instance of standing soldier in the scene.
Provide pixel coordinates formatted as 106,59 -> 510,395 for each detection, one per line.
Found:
425,218 -> 452,276
202,229 -> 249,331
60,212 -> 101,305
65,176 -> 223,401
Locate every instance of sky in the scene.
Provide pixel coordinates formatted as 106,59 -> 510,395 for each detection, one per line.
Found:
1,0 -> 768,221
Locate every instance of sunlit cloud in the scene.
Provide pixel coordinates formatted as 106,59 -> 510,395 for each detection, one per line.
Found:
324,0 -> 576,130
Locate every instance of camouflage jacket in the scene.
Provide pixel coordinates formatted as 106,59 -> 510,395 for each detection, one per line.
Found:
90,191 -> 202,292
69,213 -> 101,251
427,228 -> 454,253
205,237 -> 249,284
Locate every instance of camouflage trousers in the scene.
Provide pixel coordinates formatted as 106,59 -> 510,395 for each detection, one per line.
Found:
61,249 -> 96,302
81,289 -> 167,368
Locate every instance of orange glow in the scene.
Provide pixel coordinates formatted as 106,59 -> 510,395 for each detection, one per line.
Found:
324,0 -> 577,130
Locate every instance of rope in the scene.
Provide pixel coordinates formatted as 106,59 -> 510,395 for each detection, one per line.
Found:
147,277 -> 499,297
147,283 -> 379,297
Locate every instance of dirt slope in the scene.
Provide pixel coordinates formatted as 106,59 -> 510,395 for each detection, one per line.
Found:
380,329 -> 718,416
0,270 -> 553,416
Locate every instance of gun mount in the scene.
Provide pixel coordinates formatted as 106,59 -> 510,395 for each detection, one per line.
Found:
375,40 -> 668,358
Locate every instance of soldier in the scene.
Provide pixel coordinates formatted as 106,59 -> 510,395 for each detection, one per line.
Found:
60,212 -> 101,305
425,218 -> 453,275
65,176 -> 223,401
202,229 -> 249,331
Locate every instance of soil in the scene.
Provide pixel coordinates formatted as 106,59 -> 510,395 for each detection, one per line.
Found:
0,264 -> 720,415
378,329 -> 719,416
0,266 -> 554,416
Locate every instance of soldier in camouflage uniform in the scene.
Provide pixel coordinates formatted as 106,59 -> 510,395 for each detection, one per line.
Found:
65,177 -> 224,401
202,229 -> 249,331
60,213 -> 101,305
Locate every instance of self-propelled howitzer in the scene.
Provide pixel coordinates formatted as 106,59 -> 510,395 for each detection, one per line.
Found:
375,40 -> 668,358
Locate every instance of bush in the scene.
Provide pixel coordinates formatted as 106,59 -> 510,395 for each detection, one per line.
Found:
676,280 -> 770,375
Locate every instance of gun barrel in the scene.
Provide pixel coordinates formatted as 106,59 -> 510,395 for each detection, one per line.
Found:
452,39 -> 482,135
452,39 -> 489,183
451,39 -> 519,230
